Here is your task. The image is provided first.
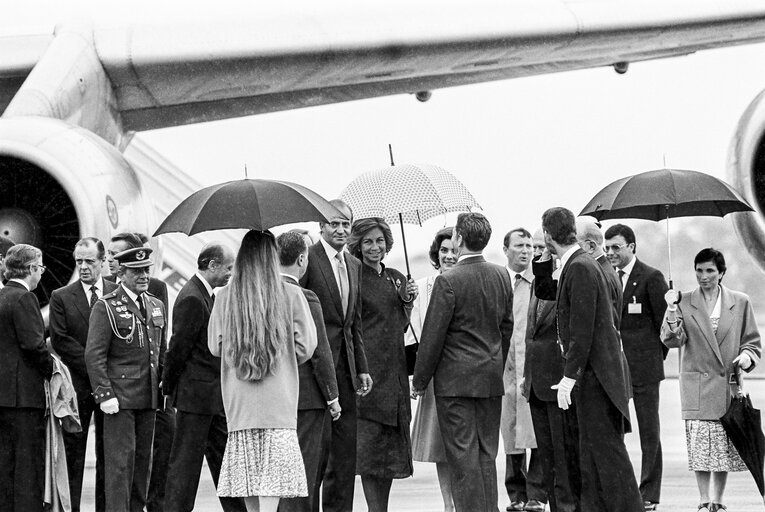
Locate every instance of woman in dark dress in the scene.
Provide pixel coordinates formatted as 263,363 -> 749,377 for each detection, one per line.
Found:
347,217 -> 418,512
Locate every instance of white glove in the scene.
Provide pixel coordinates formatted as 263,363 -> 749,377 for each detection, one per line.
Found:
100,397 -> 119,414
551,377 -> 576,410
733,352 -> 753,371
665,289 -> 679,311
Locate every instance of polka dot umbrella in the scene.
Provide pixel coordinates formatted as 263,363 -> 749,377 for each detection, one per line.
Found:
340,160 -> 481,277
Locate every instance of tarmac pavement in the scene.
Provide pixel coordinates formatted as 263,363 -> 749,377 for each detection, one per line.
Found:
77,377 -> 765,511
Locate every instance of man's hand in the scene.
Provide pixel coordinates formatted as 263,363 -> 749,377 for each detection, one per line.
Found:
410,387 -> 425,400
664,289 -> 680,310
329,401 -> 342,421
100,397 -> 119,414
357,373 -> 373,396
733,352 -> 753,371
551,377 -> 576,410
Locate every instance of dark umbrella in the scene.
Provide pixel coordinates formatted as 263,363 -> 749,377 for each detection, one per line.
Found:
580,168 -> 754,287
153,178 -> 341,236
720,365 -> 765,507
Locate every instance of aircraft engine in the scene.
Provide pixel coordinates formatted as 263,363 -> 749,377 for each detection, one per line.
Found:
0,116 -> 156,316
727,89 -> 765,273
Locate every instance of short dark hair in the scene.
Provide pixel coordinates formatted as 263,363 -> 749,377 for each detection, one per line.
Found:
197,243 -> 228,271
0,236 -> 15,257
4,244 -> 41,280
347,218 -> 394,259
111,232 -> 143,250
134,233 -> 149,245
455,212 -> 492,252
276,231 -> 308,266
74,237 -> 105,260
604,223 -> 636,249
428,227 -> 454,269
503,227 -> 531,248
694,247 -> 727,275
541,207 -> 577,246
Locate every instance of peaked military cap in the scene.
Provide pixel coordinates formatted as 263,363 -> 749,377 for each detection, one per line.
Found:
114,247 -> 154,268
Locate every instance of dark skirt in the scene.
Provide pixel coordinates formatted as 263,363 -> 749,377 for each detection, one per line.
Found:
356,412 -> 413,479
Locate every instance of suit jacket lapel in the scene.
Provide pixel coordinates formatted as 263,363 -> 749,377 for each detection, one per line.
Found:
623,259 -> 641,305
689,288 -> 723,365
715,286 -> 735,346
191,275 -> 213,312
344,253 -> 359,319
314,243 -> 344,317
72,282 -> 91,323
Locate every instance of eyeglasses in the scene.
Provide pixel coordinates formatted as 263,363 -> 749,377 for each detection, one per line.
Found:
31,264 -> 46,274
604,243 -> 628,253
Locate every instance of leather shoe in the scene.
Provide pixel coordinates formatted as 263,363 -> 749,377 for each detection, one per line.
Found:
644,501 -> 658,511
525,499 -> 546,512
507,501 -> 525,511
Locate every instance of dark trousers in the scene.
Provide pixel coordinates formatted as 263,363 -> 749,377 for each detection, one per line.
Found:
0,407 -> 46,511
436,395 -> 502,512
576,371 -> 643,512
164,410 -> 245,512
147,405 -> 176,512
63,393 -> 105,512
321,356 -> 357,512
103,408 -> 156,512
279,409 -> 330,512
528,389 -> 579,512
505,449 -> 546,504
632,381 -> 662,503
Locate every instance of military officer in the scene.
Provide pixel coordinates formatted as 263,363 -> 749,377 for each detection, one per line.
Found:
85,247 -> 167,512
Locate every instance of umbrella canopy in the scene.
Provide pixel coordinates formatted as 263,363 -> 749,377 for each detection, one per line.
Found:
154,178 -> 340,236
339,163 -> 481,226
720,369 -> 765,505
580,168 -> 754,221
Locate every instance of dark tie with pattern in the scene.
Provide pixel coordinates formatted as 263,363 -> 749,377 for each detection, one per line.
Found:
335,252 -> 349,316
89,285 -> 98,308
618,269 -> 626,287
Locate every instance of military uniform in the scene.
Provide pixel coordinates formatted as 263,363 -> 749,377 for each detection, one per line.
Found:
85,248 -> 166,512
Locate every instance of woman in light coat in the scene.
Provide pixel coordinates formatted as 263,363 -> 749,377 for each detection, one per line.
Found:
661,248 -> 761,512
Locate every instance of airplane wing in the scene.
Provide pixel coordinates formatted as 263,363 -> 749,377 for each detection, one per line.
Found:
3,0 -> 765,139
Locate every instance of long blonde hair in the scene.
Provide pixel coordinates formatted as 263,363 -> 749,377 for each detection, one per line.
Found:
220,230 -> 289,381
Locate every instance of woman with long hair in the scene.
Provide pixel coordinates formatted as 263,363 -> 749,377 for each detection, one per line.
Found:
347,217 -> 418,512
661,248 -> 761,512
208,229 -> 317,512
408,226 -> 457,512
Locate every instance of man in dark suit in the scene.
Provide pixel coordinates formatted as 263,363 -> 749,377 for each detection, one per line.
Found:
525,229 -> 579,512
161,242 -> 245,512
541,207 -> 642,512
50,237 -> 118,512
85,247 -> 167,512
605,224 -> 668,511
277,231 -> 341,512
105,232 -> 172,512
412,212 -> 514,512
0,244 -> 53,511
299,199 -> 372,512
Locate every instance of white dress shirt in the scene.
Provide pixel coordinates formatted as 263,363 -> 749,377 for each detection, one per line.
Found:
81,277 -> 105,304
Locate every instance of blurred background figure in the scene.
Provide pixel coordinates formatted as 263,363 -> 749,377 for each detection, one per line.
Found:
209,229 -> 317,512
0,244 -> 53,511
662,248 -> 762,512
347,218 -> 417,512
0,236 -> 15,286
409,226 -> 456,512
49,237 -> 115,512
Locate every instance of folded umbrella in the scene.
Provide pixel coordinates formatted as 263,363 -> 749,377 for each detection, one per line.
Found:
580,168 -> 754,287
154,178 -> 340,236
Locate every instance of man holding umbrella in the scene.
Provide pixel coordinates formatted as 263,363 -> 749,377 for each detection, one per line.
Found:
604,224 -> 668,511
300,199 -> 373,512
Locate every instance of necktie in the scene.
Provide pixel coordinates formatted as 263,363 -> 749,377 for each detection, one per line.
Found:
89,285 -> 98,308
514,273 -> 523,291
138,294 -> 147,319
335,252 -> 349,316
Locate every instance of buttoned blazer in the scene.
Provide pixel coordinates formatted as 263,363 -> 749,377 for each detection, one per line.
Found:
49,278 -> 119,398
300,242 -> 368,380
523,289 -> 562,402
0,281 -> 53,408
412,256 -> 514,398
621,258 -> 669,385
162,275 -> 223,414
85,284 -> 166,409
284,277 -> 339,409
556,249 -> 631,422
661,285 -> 762,419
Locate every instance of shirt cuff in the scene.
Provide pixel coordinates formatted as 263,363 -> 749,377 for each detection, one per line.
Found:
327,397 -> 339,406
